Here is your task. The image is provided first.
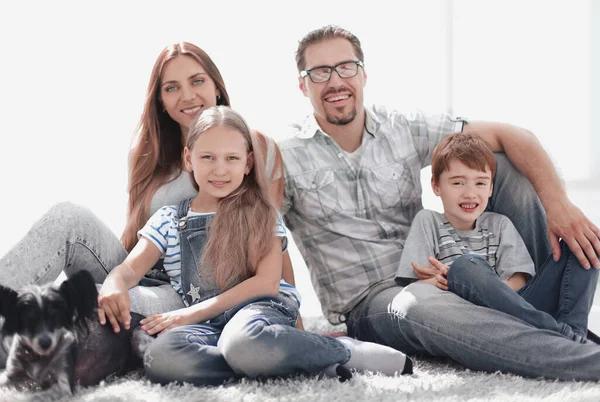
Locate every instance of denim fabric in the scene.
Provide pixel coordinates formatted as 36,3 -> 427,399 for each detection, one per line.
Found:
144,198 -> 350,385
0,202 -> 184,316
447,240 -> 599,342
0,202 -> 126,288
176,198 -> 221,306
145,294 -> 349,385
484,154 -> 551,268
346,154 -> 600,381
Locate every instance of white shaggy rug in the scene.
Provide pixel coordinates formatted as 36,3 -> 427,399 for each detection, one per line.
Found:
2,316 -> 600,402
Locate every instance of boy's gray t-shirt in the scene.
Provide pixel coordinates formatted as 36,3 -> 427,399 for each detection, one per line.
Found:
396,209 -> 535,282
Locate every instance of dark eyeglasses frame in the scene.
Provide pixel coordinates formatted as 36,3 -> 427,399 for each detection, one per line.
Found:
300,60 -> 364,83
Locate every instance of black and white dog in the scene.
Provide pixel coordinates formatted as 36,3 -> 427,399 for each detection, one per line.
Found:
0,270 -> 152,398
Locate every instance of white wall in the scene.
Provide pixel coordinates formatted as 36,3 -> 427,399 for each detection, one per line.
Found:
0,1 -> 596,316
593,0 -> 600,176
0,0 -> 449,255
451,0 -> 592,181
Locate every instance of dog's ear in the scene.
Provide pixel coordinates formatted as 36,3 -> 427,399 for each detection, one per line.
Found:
59,270 -> 98,329
0,285 -> 18,334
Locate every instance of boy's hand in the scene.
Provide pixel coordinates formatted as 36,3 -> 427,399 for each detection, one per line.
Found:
411,261 -> 437,280
428,257 -> 449,290
140,308 -> 197,335
412,257 -> 449,291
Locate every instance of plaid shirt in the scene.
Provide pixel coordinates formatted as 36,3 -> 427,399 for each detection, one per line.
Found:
279,105 -> 466,324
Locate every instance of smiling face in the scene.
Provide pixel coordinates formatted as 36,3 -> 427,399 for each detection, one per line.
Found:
184,126 -> 253,212
160,55 -> 220,135
298,38 -> 366,128
432,159 -> 494,231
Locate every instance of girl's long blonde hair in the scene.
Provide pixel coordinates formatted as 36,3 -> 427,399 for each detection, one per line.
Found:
188,106 -> 278,291
121,42 -> 230,252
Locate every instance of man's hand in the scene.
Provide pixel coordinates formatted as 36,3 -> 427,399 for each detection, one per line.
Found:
140,308 -> 197,335
546,199 -> 600,269
412,257 -> 450,290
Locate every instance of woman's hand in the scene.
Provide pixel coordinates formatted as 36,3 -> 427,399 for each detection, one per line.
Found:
98,273 -> 131,333
140,308 -> 198,335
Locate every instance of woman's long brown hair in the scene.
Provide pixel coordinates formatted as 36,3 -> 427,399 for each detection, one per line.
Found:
188,106 -> 278,291
121,42 -> 230,251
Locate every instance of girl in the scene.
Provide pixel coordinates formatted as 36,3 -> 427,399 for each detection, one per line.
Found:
0,42 -> 294,328
99,106 -> 413,385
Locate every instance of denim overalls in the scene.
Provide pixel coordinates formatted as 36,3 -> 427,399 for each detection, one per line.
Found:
143,198 -> 350,386
177,197 -> 223,307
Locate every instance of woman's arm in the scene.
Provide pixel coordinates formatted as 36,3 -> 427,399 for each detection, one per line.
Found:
98,237 -> 161,333
141,236 -> 283,335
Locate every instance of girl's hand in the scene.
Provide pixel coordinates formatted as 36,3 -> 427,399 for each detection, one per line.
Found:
98,274 -> 131,333
140,308 -> 197,335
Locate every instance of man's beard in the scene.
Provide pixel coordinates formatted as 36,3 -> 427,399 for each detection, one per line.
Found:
326,107 -> 357,125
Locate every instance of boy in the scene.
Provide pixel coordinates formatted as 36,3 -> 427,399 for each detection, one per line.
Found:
395,132 -> 593,344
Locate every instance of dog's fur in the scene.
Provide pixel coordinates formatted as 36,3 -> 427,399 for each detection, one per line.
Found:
0,270 -> 152,398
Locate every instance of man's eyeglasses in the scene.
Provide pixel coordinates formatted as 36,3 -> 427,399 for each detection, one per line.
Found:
300,60 -> 364,84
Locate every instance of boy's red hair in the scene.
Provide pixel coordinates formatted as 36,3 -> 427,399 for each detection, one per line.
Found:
431,132 -> 496,184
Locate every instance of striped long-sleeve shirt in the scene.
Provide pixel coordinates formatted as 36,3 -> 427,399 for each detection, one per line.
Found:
138,206 -> 300,306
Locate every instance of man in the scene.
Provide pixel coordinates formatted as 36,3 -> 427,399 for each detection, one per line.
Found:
278,24 -> 600,381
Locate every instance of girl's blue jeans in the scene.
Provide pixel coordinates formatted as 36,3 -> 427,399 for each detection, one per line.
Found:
144,294 -> 350,386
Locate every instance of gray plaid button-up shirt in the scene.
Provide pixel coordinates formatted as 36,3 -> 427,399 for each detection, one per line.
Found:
279,105 -> 466,324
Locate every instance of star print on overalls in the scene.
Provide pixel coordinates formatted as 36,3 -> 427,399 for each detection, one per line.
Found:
187,283 -> 201,303
144,352 -> 154,368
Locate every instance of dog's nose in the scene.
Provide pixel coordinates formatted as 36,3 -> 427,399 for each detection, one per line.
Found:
38,335 -> 52,350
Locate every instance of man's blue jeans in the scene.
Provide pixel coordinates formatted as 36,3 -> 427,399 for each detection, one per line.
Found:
346,154 -> 600,381
447,240 -> 598,343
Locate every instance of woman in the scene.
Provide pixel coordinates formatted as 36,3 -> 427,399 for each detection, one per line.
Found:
0,42 -> 293,322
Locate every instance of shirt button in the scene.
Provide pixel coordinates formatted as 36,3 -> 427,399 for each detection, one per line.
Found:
337,153 -> 343,158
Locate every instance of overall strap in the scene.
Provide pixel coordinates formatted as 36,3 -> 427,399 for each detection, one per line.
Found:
177,198 -> 193,230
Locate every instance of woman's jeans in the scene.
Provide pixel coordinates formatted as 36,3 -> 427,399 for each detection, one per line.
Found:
0,202 -> 184,316
144,294 -> 349,386
346,154 -> 600,381
447,240 -> 599,343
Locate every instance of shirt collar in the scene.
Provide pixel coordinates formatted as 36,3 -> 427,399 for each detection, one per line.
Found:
364,106 -> 379,137
296,114 -> 322,139
296,105 -> 380,140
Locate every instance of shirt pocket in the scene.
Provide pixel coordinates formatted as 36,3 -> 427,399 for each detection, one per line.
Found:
370,161 -> 415,210
293,169 -> 341,219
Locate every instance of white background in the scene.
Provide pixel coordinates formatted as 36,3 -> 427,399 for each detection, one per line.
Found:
0,1 -> 597,317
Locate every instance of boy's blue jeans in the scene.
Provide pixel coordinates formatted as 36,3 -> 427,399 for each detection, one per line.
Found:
144,294 -> 350,386
447,240 -> 598,343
